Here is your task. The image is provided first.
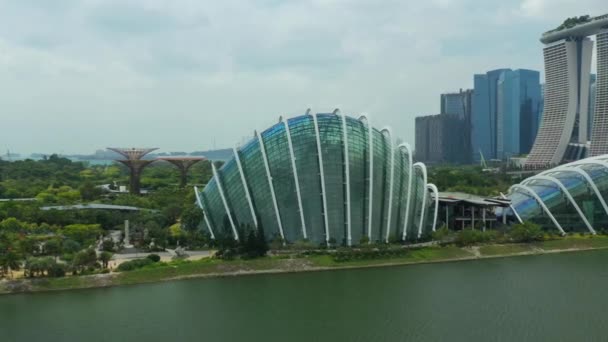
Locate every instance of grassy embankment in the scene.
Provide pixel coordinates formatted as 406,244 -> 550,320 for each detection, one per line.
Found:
3,235 -> 608,295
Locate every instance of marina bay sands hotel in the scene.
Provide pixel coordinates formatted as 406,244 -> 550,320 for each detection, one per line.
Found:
526,14 -> 608,168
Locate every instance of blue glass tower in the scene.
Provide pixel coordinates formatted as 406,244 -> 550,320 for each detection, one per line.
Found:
471,69 -> 510,161
497,69 -> 542,159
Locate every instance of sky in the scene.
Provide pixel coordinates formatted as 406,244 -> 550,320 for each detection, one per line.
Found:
1,0 -> 607,155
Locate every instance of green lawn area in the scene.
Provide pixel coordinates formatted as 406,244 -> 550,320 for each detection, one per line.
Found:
8,236 -> 608,295
308,246 -> 474,268
479,244 -> 534,256
540,235 -> 608,251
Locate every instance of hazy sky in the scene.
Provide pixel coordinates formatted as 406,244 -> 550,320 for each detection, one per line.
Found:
1,0 -> 606,155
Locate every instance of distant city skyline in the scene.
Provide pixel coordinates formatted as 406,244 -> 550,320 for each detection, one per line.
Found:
0,0 -> 606,154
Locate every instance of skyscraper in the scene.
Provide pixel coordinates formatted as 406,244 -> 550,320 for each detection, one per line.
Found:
588,74 -> 596,139
526,14 -> 608,167
496,69 -> 542,159
471,69 -> 510,161
590,30 -> 608,156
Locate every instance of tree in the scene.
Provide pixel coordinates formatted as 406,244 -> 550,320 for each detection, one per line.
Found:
62,239 -> 82,254
98,251 -> 113,269
72,248 -> 98,273
181,205 -> 203,232
80,181 -> 101,201
62,224 -> 101,245
0,249 -> 21,279
43,239 -> 62,261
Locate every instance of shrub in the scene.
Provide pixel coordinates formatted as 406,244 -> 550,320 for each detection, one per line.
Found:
116,258 -> 154,272
431,226 -> 450,241
455,229 -> 497,246
509,221 -> 544,243
147,254 -> 161,262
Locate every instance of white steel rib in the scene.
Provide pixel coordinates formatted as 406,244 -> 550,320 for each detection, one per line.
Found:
427,183 -> 439,232
414,162 -> 428,238
500,192 -> 523,224
548,167 -> 608,217
211,163 -> 239,240
256,130 -> 286,242
381,127 -> 395,243
283,118 -> 308,240
399,143 -> 414,240
523,175 -> 596,234
194,186 -> 216,239
312,112 -> 331,246
509,184 -> 566,235
233,147 -> 258,228
359,114 -> 374,242
340,111 -> 352,246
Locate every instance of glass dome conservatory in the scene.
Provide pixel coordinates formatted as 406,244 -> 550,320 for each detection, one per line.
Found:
506,154 -> 608,234
195,109 -> 437,246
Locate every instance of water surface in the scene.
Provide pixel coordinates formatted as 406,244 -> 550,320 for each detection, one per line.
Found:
2,250 -> 608,341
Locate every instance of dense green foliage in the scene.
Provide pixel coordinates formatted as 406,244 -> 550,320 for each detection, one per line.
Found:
427,165 -> 522,196
509,222 -> 544,243
332,247 -> 409,262
116,258 -> 154,272
0,155 -> 214,279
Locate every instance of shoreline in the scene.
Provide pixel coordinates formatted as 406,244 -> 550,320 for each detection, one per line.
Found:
3,238 -> 608,295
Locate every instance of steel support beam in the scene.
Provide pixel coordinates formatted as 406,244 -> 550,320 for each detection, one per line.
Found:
509,184 -> 565,235
312,113 -> 331,246
414,162 -> 428,239
256,131 -> 286,242
194,186 -> 215,239
283,119 -> 308,240
523,175 -> 596,234
340,112 -> 352,246
233,147 -> 258,229
381,127 -> 395,243
427,183 -> 439,232
399,143 -> 414,241
359,114 -> 374,242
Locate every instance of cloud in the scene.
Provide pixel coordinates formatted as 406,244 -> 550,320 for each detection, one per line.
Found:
1,0 -> 604,154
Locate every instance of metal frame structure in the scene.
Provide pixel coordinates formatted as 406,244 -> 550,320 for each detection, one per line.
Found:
108,147 -> 158,195
522,175 -> 596,234
399,143 -> 414,241
283,118 -> 308,240
198,111 -> 431,246
413,162 -> 428,238
233,147 -> 258,228
358,114 -> 374,242
381,127 -> 395,243
256,130 -> 286,242
312,112 -> 331,246
509,184 -> 566,235
211,163 -> 239,240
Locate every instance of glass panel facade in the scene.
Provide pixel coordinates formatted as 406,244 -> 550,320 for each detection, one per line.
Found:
346,117 -> 367,244
199,113 -> 429,246
238,139 -> 281,241
262,123 -> 303,242
288,116 -> 325,245
317,114 -> 346,245
217,159 -> 256,236
509,157 -> 608,233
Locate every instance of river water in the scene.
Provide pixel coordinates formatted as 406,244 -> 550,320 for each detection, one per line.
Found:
2,250 -> 608,341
